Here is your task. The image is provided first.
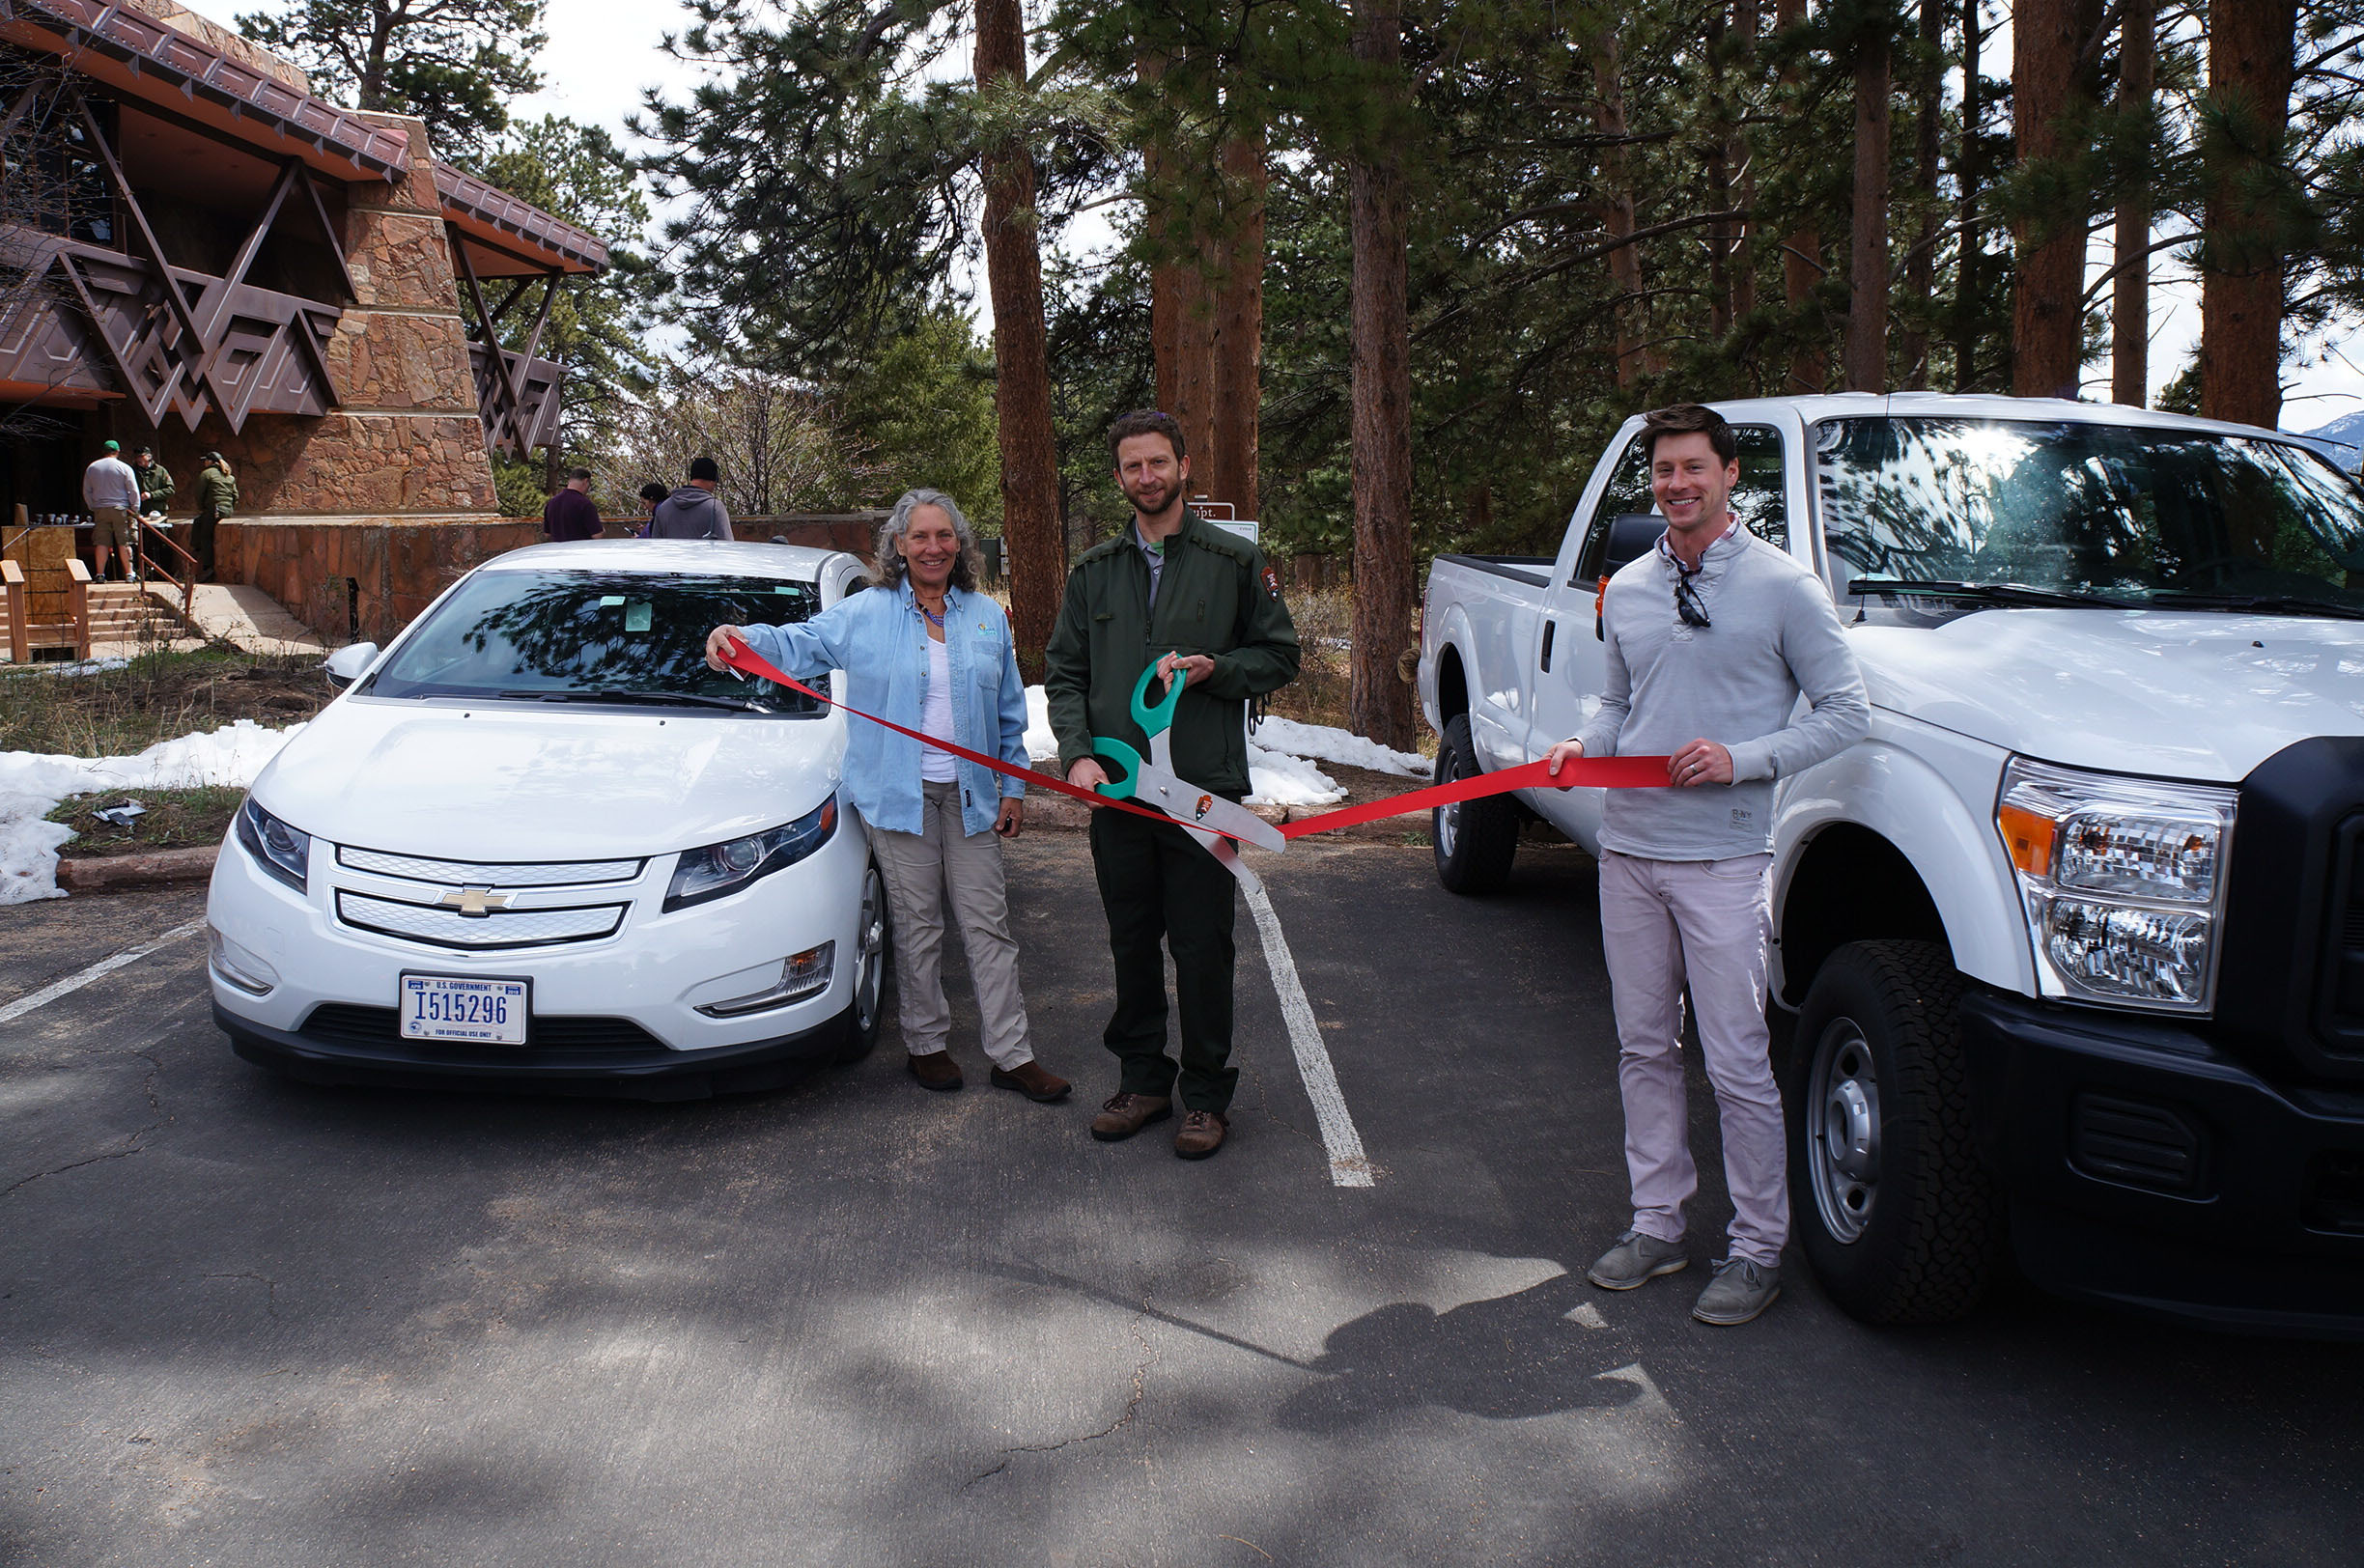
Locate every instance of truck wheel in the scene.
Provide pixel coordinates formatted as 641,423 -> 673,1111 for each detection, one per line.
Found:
834,861 -> 889,1063
1786,939 -> 2002,1324
1433,714 -> 1519,894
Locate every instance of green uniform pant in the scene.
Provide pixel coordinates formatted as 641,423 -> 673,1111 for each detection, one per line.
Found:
1089,804 -> 1239,1113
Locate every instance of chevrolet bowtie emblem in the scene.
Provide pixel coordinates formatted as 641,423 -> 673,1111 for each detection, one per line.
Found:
438,885 -> 512,918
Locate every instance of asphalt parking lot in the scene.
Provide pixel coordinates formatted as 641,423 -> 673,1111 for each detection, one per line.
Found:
5,835 -> 2362,1568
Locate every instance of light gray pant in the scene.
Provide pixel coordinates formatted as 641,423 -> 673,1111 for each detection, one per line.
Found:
867,780 -> 1033,1068
1597,848 -> 1787,1268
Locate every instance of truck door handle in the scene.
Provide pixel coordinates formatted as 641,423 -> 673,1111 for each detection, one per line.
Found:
1540,620 -> 1557,672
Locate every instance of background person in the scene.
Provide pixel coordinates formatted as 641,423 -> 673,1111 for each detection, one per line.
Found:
191,452 -> 238,582
132,444 -> 174,522
653,457 -> 733,540
636,481 -> 668,536
81,439 -> 140,581
543,467 -> 602,542
702,489 -> 1066,1104
1045,409 -> 1300,1162
1546,403 -> 1869,1327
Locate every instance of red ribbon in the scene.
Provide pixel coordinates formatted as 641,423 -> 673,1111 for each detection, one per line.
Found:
718,636 -> 1669,845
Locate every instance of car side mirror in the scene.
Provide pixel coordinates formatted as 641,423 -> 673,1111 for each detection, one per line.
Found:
324,642 -> 380,690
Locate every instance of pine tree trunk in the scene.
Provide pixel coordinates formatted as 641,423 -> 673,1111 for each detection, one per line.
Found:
2010,0 -> 2098,398
975,0 -> 1062,678
1844,29 -> 1892,391
1348,0 -> 1415,751
1949,0 -> 1984,389
1777,0 -> 1825,392
1590,28 -> 1660,386
1707,5 -> 1732,342
2198,0 -> 2294,430
2112,0 -> 2154,407
1209,126 -> 1265,519
1140,51 -> 1213,476
1897,0 -> 1942,388
1731,0 -> 1759,330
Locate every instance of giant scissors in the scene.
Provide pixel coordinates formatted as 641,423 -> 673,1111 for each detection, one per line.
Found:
1091,659 -> 1285,890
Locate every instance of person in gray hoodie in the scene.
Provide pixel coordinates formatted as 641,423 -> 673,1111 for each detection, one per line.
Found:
1547,402 -> 1869,1329
650,456 -> 734,540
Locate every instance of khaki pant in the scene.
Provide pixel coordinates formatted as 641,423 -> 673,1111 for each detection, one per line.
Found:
868,780 -> 1033,1067
90,506 -> 132,550
1597,848 -> 1787,1268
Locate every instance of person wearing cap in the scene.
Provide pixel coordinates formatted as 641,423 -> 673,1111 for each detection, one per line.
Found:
650,457 -> 733,540
132,444 -> 175,520
191,452 -> 239,582
81,439 -> 141,581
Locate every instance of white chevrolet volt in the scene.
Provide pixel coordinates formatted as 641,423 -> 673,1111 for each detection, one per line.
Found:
206,541 -> 888,1099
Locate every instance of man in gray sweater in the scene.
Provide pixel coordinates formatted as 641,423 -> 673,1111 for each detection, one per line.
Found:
650,456 -> 734,540
1548,403 -> 1869,1327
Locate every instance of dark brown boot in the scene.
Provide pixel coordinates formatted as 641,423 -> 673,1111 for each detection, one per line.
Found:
907,1050 -> 962,1091
1089,1092 -> 1171,1142
989,1061 -> 1070,1102
1173,1110 -> 1228,1161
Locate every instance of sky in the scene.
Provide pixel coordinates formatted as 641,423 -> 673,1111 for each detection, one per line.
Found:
296,0 -> 2364,436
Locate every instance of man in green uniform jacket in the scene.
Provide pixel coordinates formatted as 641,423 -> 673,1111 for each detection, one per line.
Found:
1047,409 -> 1300,1161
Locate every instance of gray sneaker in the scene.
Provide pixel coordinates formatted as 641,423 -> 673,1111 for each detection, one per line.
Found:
1692,1257 -> 1782,1325
1587,1229 -> 1689,1291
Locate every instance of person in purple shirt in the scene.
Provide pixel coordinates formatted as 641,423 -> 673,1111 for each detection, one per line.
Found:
542,467 -> 602,543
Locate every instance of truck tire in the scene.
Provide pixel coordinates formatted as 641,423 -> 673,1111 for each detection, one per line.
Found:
1433,714 -> 1520,894
1786,939 -> 2003,1324
834,861 -> 890,1063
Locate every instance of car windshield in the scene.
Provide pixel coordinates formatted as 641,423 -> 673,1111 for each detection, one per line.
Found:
365,570 -> 826,714
1815,417 -> 2364,614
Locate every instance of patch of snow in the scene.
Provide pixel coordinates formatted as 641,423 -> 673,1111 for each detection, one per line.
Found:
0,719 -> 300,904
1,657 -> 131,679
1023,684 -> 1058,764
1252,714 -> 1429,778
1244,744 -> 1345,808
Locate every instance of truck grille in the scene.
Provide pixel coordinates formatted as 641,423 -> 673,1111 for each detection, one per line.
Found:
2068,1091 -> 2207,1195
2328,816 -> 2364,1043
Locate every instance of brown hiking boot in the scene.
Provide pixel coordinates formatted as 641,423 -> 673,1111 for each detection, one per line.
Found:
1173,1110 -> 1228,1161
907,1050 -> 962,1091
1089,1092 -> 1171,1142
989,1061 -> 1071,1103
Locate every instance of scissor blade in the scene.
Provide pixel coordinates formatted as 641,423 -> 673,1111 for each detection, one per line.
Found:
1130,761 -> 1287,852
1187,824 -> 1265,893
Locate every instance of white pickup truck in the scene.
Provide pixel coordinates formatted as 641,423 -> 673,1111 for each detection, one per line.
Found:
1418,393 -> 2364,1334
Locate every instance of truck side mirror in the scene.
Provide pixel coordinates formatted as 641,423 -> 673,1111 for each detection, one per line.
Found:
1600,514 -> 1665,577
324,642 -> 380,690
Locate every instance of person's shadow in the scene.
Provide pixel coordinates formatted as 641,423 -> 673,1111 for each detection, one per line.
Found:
1275,1272 -> 1644,1434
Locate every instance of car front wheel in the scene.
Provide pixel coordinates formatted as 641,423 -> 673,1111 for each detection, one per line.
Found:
834,861 -> 889,1063
1786,939 -> 2003,1324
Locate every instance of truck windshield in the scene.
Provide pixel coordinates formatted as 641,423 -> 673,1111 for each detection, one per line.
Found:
1815,417 -> 2364,613
364,570 -> 826,714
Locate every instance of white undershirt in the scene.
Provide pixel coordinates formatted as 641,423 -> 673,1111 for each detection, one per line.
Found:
920,631 -> 956,782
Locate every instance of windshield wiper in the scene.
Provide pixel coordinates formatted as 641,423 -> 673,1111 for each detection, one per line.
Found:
497,688 -> 774,714
2143,591 -> 2364,621
1847,578 -> 2148,611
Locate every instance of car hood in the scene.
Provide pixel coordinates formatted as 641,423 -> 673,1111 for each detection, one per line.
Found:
252,697 -> 847,859
1851,609 -> 2364,781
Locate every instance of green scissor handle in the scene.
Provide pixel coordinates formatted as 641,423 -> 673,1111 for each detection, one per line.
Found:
1131,659 -> 1184,736
1090,737 -> 1144,799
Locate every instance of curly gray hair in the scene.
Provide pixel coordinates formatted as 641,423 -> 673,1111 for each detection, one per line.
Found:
872,488 -> 981,592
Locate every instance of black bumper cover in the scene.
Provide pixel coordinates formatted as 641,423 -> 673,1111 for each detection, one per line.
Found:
1963,990 -> 2364,1339
217,1001 -> 846,1101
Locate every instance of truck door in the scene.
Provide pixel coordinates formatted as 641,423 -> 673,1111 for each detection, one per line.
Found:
1523,422 -> 1794,843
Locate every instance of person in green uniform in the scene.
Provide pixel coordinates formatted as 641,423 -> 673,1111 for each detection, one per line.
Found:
1046,409 -> 1300,1161
132,445 -> 174,515
191,451 -> 238,582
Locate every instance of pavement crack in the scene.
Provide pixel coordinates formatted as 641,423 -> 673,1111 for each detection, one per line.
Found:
202,1272 -> 280,1318
965,1303 -> 1157,1489
0,1142 -> 148,1201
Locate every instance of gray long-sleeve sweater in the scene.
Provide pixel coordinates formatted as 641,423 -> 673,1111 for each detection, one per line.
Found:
1571,524 -> 1870,860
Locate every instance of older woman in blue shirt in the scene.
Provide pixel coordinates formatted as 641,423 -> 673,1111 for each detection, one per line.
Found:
704,490 -> 1066,1102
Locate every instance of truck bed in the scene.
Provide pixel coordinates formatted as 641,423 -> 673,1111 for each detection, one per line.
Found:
1432,553 -> 1554,589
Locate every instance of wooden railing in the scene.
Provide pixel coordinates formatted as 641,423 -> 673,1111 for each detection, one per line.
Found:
2,558 -> 24,664
136,521 -> 204,637
64,556 -> 92,660
0,546 -> 93,659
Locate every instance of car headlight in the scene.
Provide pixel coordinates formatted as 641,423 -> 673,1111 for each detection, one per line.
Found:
1996,758 -> 2236,1011
663,796 -> 838,912
235,797 -> 311,894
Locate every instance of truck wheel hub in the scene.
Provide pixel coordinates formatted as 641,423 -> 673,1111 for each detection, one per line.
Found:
1809,1020 -> 1881,1244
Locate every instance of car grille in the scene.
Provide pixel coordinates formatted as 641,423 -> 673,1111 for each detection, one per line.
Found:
336,891 -> 626,950
338,846 -> 642,886
299,1004 -> 664,1056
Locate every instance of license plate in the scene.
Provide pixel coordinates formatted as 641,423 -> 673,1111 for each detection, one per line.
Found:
399,973 -> 529,1045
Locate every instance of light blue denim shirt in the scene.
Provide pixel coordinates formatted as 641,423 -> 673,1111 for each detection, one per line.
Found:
738,580 -> 1028,839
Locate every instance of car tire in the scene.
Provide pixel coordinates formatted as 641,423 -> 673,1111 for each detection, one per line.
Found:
1786,939 -> 2003,1325
1433,714 -> 1519,894
834,860 -> 889,1064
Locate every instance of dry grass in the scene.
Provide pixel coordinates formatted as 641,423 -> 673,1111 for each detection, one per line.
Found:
45,785 -> 245,857
0,646 -> 330,759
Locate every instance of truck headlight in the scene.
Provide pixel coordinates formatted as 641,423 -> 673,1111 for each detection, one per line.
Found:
1996,758 -> 2236,1012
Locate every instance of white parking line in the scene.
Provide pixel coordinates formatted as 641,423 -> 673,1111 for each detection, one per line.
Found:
1240,879 -> 1374,1188
0,918 -> 207,1026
